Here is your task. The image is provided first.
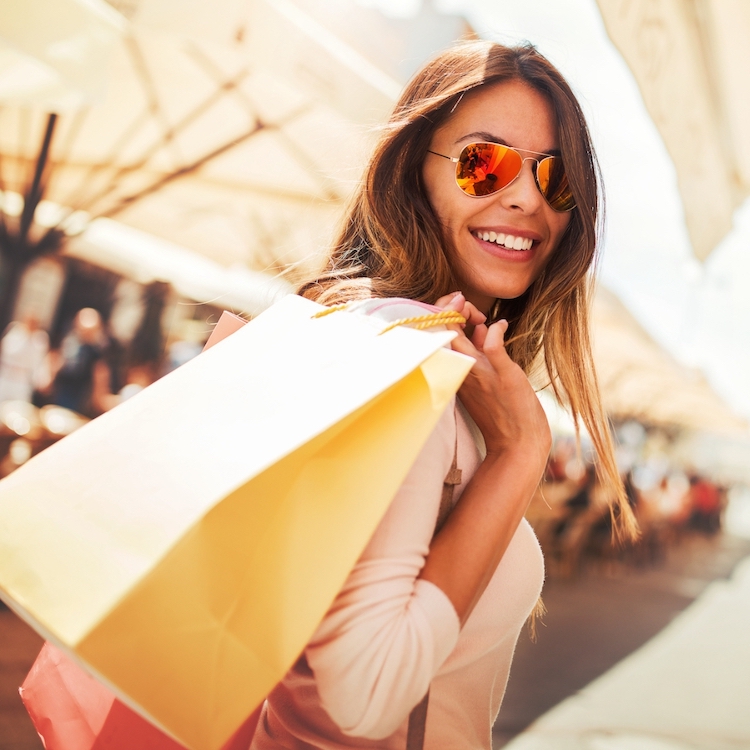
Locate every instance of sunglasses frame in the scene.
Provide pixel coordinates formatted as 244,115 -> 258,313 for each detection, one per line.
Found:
427,141 -> 576,213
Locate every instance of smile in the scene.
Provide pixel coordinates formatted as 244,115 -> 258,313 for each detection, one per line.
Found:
471,231 -> 534,251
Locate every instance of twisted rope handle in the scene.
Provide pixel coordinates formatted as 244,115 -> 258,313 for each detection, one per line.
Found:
311,304 -> 349,318
377,310 -> 466,334
311,304 -> 465,333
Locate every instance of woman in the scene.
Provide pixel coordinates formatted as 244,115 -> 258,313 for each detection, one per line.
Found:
252,40 -> 637,749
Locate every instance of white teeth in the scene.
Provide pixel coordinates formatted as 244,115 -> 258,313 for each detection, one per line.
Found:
474,231 -> 534,250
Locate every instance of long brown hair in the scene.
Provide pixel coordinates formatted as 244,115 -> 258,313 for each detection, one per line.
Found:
299,40 -> 637,540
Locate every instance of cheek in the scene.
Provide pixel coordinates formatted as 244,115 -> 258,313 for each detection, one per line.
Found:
548,211 -> 572,249
422,161 -> 464,230
421,160 -> 440,211
432,197 -> 456,232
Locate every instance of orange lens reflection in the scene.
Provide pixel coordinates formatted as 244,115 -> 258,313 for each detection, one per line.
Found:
455,142 -> 576,211
536,156 -> 576,211
455,143 -> 522,197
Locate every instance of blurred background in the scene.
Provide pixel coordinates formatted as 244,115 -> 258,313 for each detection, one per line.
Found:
1,1 -> 750,748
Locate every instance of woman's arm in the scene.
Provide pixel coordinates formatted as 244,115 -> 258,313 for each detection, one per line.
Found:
419,293 -> 551,624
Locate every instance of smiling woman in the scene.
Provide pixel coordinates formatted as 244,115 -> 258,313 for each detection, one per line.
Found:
251,40 -> 638,749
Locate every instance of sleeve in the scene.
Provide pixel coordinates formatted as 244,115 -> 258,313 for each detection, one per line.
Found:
305,402 -> 461,740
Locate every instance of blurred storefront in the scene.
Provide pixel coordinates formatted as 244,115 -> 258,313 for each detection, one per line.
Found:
531,286 -> 750,577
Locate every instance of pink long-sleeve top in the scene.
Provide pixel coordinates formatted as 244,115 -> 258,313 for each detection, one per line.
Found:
250,395 -> 545,749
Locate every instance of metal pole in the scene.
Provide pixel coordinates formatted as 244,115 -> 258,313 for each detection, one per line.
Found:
19,113 -> 58,245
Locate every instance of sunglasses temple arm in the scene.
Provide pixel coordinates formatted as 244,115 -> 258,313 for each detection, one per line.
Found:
426,149 -> 457,162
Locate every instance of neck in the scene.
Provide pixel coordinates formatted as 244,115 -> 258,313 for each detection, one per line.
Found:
465,291 -> 496,318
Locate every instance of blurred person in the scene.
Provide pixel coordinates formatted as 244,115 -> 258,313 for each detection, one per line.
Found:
47,308 -> 114,418
0,314 -> 50,403
642,472 -> 692,527
689,475 -> 722,534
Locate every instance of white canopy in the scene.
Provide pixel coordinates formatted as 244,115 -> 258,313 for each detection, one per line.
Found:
595,0 -> 750,260
0,0 -> 401,289
593,285 -> 747,435
0,0 -> 472,294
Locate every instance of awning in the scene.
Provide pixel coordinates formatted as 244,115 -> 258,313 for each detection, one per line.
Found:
0,0 -> 401,282
595,0 -> 750,260
593,285 -> 748,435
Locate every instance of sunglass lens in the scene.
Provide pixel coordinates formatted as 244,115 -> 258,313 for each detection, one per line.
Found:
536,156 -> 576,211
455,143 -> 521,197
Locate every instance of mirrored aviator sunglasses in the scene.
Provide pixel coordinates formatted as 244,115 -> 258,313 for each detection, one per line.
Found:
428,141 -> 576,212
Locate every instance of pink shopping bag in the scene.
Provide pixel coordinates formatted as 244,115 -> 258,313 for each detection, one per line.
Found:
20,642 -> 262,750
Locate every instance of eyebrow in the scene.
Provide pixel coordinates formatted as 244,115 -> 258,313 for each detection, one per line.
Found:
454,131 -> 561,156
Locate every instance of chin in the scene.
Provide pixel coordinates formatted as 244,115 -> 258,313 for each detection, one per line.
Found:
499,289 -> 530,301
486,282 -> 533,302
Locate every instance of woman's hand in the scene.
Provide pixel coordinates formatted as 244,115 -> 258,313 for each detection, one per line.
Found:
434,291 -> 486,332
434,292 -> 551,471
422,292 -> 551,623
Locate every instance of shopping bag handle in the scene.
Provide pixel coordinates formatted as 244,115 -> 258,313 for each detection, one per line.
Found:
311,304 -> 466,334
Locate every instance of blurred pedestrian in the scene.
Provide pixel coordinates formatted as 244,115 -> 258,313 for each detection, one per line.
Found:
689,475 -> 722,534
47,308 -> 114,418
0,314 -> 50,403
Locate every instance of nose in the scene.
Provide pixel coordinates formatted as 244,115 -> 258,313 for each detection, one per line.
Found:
497,158 -> 545,213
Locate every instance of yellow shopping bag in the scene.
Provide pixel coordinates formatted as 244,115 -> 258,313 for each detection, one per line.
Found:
0,294 -> 472,750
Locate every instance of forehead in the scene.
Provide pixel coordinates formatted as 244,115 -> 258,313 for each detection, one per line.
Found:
436,79 -> 559,154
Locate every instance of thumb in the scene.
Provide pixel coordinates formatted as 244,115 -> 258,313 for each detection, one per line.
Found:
482,319 -> 509,357
443,292 -> 465,312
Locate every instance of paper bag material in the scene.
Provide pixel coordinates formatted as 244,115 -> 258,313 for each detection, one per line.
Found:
0,294 -> 472,750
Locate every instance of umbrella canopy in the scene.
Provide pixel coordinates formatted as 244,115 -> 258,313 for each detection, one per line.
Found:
0,0 -> 472,333
0,0 -> 125,111
594,0 -> 750,260
0,0 -> 404,330
593,284 -> 747,434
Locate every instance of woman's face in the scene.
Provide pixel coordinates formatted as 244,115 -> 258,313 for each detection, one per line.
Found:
422,79 -> 572,314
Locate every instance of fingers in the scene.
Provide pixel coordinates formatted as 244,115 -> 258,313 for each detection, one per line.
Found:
435,292 -> 463,310
471,323 -> 488,350
450,316 -> 510,367
449,330 -> 479,359
483,319 -> 508,352
470,318 -> 507,353
463,301 -> 487,327
434,292 -> 487,326
438,293 -> 466,336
